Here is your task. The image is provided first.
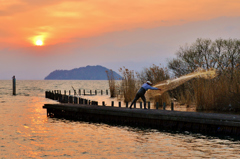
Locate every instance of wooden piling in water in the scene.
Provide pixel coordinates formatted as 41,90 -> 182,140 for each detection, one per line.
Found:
12,76 -> 16,95
171,102 -> 174,111
148,102 -> 150,109
111,101 -> 114,107
74,97 -> 78,104
156,102 -> 159,110
163,102 -> 166,110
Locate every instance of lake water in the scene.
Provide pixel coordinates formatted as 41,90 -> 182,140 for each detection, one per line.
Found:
1,80 -> 240,158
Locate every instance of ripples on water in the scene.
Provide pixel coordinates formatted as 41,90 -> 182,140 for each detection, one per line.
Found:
1,80 -> 240,158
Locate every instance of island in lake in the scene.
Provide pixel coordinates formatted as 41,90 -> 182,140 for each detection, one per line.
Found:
44,65 -> 122,80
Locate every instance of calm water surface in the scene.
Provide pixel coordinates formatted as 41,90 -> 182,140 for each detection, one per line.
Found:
1,80 -> 240,158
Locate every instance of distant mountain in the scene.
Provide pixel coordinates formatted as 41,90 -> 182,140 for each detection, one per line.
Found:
44,65 -> 122,80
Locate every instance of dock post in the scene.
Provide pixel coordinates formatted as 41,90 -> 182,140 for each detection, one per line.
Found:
69,96 -> 73,103
79,89 -> 81,95
119,101 -> 121,107
126,102 -> 128,108
102,101 -> 105,106
12,76 -> 16,95
90,90 -> 92,95
101,90 -> 103,95
156,102 -> 159,109
59,94 -> 63,103
51,91 -> 54,99
106,90 -> 108,95
95,90 -> 97,95
45,91 -> 48,98
74,97 -> 78,104
171,102 -> 174,111
111,101 -> 114,107
140,102 -> 142,109
163,102 -> 166,110
148,102 -> 150,109
79,98 -> 83,104
84,90 -> 85,95
64,95 -> 69,103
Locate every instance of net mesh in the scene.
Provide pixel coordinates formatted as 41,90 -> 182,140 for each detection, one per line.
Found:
149,68 -> 218,96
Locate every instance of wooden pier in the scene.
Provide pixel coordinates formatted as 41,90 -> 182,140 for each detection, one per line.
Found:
43,103 -> 240,137
43,91 -> 240,137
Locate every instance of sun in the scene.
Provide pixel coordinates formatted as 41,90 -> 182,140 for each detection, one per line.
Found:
35,40 -> 43,46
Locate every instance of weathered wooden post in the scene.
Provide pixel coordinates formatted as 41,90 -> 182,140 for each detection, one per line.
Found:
148,102 -> 150,109
83,89 -> 85,95
74,97 -> 78,104
95,90 -> 97,95
64,95 -> 69,103
163,102 -> 166,110
69,96 -> 73,103
90,90 -> 92,95
12,75 -> 16,95
101,90 -> 103,95
156,102 -> 159,109
111,101 -> 114,107
45,91 -> 48,98
140,102 -> 142,109
79,98 -> 83,104
79,89 -> 81,95
171,102 -> 174,111
59,94 -> 63,103
118,101 -> 121,107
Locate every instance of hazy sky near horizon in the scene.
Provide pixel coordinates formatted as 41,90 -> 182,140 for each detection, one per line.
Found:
1,0 -> 240,79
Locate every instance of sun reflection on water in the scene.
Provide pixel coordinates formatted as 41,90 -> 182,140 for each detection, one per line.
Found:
1,80 -> 240,158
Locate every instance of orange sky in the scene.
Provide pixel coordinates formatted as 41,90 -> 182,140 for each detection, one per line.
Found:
1,0 -> 240,48
1,0 -> 240,79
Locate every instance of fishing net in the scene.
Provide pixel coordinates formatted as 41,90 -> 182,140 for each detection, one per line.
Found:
149,68 -> 218,96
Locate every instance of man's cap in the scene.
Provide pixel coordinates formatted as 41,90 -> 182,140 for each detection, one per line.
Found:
146,81 -> 152,85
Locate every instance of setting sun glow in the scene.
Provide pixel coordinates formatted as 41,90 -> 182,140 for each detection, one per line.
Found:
35,40 -> 43,46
